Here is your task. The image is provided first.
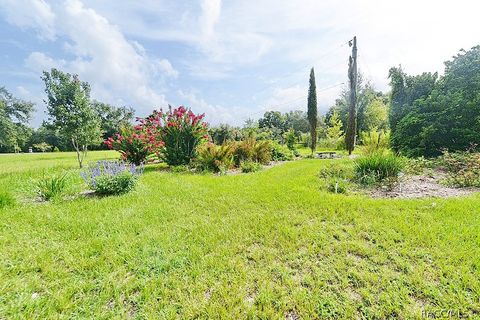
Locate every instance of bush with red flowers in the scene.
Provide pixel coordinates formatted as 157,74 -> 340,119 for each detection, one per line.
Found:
105,118 -> 163,165
157,106 -> 208,166
106,106 -> 207,166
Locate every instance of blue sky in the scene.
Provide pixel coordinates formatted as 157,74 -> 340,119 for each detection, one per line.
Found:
0,0 -> 479,126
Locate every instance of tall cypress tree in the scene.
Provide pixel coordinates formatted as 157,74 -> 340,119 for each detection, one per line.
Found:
307,67 -> 318,154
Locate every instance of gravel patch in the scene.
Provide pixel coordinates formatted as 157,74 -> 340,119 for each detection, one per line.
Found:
371,173 -> 478,199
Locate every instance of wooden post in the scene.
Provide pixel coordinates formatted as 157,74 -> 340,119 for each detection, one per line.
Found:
346,36 -> 357,155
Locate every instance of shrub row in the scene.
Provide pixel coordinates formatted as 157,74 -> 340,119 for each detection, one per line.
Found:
195,138 -> 270,174
194,138 -> 297,174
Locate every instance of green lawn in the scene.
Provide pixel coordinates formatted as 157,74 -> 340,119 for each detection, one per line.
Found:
0,151 -> 479,318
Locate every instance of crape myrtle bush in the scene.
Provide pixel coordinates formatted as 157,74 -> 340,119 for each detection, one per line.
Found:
159,106 -> 208,165
105,124 -> 162,165
106,106 -> 208,166
81,160 -> 144,195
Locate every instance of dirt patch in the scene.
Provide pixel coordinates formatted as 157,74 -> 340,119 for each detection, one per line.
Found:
371,173 -> 478,199
285,310 -> 300,320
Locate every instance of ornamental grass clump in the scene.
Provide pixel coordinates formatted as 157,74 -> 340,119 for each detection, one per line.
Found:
81,160 -> 144,196
233,138 -> 271,166
354,152 -> 404,186
35,173 -> 69,201
195,142 -> 235,173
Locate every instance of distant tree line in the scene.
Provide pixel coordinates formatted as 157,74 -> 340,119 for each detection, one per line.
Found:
0,69 -> 133,162
1,45 -> 479,160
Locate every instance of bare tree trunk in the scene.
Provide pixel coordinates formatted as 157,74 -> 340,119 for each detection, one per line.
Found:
81,145 -> 87,167
72,138 -> 83,168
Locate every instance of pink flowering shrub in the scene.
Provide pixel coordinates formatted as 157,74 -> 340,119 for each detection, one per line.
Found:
155,106 -> 208,166
106,106 -> 208,166
105,117 -> 163,165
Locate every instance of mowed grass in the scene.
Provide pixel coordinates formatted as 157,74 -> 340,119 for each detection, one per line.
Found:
0,152 -> 479,319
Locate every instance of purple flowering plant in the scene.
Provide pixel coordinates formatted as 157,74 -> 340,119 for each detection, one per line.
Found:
81,160 -> 144,195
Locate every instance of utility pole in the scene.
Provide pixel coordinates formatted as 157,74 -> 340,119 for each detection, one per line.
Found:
346,36 -> 357,155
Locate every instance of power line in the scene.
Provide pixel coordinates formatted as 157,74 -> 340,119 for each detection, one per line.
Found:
268,82 -> 345,108
250,40 -> 351,98
249,82 -> 345,117
243,39 -> 352,121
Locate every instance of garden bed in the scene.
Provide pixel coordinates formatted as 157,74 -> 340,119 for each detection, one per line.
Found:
370,171 -> 478,199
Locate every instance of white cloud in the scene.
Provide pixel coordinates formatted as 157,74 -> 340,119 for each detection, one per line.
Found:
2,0 -> 480,125
199,0 -> 221,41
25,52 -> 65,73
264,83 -> 342,115
264,85 -> 307,113
0,0 -> 56,40
16,85 -> 30,97
9,0 -> 177,116
178,90 -> 251,126
154,59 -> 179,78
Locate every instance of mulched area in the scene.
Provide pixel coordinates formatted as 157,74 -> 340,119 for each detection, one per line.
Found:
371,172 -> 478,199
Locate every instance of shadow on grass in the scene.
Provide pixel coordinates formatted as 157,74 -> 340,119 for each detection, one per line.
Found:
143,163 -> 170,173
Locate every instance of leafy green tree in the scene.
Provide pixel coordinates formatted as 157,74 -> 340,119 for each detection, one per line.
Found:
284,110 -> 310,134
326,74 -> 388,134
33,142 -> 52,152
0,87 -> 34,152
28,123 -> 70,151
283,128 -> 297,150
388,46 -> 480,156
361,96 -> 389,132
258,111 -> 287,142
92,101 -> 134,143
307,67 -> 317,153
388,66 -> 437,135
326,111 -> 343,149
42,68 -> 102,167
241,118 -> 258,139
209,124 -> 243,144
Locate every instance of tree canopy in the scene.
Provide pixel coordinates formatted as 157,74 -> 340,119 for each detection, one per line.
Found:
388,46 -> 480,156
92,101 -> 134,141
42,68 -> 102,167
326,74 -> 389,135
0,87 -> 34,152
